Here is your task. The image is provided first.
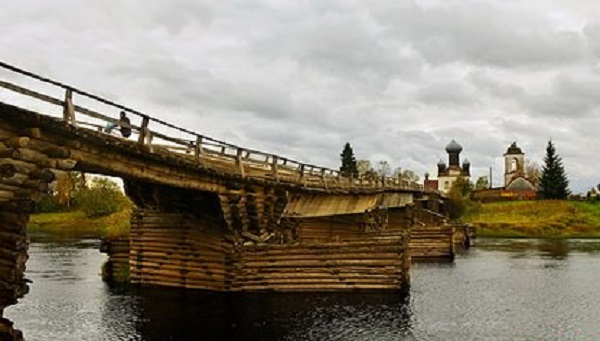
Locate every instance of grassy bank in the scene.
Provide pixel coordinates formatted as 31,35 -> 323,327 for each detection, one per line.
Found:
464,200 -> 600,238
28,208 -> 131,238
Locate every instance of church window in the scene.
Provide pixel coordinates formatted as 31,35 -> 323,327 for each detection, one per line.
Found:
511,158 -> 518,172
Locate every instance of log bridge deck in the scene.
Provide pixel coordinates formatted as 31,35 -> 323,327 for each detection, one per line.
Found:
0,62 -> 461,325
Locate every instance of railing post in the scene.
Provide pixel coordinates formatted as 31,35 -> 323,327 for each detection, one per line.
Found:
299,164 -> 305,185
195,136 -> 204,165
320,168 -> 327,189
271,156 -> 279,181
138,115 -> 150,145
63,89 -> 76,125
236,148 -> 245,177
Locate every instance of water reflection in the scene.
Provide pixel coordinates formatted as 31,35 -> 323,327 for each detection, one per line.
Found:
5,235 -> 600,340
129,289 -> 413,341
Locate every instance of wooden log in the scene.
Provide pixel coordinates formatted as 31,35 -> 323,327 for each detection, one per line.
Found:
0,164 -> 16,178
0,174 -> 28,187
4,137 -> 29,149
28,169 -> 56,183
20,128 -> 42,139
0,191 -> 14,202
43,146 -> 71,159
55,159 -> 77,170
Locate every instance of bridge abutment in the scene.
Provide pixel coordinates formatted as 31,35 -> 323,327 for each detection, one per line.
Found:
0,201 -> 30,341
121,183 -> 415,292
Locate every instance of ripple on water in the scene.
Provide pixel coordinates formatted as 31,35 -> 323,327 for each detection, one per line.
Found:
5,237 -> 600,340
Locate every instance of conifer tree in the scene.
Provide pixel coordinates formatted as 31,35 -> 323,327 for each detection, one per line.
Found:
540,140 -> 570,199
339,142 -> 358,177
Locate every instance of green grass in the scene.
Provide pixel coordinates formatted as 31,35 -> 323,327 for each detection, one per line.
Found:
29,208 -> 130,238
464,200 -> 600,238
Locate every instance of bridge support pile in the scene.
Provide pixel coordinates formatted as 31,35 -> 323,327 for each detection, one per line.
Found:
126,207 -> 412,292
232,234 -> 409,291
0,122 -> 79,340
99,237 -> 130,282
129,209 -> 230,291
409,225 -> 456,260
0,201 -> 28,341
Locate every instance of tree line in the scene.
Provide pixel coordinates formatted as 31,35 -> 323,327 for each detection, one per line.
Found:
339,142 -> 420,182
36,172 -> 130,218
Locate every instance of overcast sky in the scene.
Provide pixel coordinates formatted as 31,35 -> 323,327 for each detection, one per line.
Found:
2,1 -> 600,192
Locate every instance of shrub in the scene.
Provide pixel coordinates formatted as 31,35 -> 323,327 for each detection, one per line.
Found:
77,178 -> 129,218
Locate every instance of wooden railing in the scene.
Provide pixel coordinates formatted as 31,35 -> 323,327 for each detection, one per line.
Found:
0,61 -> 424,192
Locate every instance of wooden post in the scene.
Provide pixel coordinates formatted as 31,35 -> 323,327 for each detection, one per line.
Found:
299,164 -> 305,185
236,148 -> 245,178
195,136 -> 204,165
138,116 -> 150,145
271,156 -> 279,181
63,89 -> 76,125
146,131 -> 154,152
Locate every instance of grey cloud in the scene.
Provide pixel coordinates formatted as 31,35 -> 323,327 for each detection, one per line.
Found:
372,2 -> 588,68
415,81 -> 475,106
519,70 -> 600,118
468,71 -> 525,98
2,1 -> 600,193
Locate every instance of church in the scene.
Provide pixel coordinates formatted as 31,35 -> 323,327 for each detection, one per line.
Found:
472,141 -> 538,201
424,139 -> 470,194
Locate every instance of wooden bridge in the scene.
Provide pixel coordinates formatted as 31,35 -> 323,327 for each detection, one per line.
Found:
0,62 -> 463,337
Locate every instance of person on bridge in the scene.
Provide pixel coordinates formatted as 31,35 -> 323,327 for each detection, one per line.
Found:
118,111 -> 132,138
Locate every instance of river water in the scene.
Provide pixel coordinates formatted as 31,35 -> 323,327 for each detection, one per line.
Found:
5,233 -> 600,341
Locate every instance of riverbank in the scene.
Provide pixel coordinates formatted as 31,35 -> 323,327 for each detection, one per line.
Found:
28,208 -> 130,238
464,200 -> 600,238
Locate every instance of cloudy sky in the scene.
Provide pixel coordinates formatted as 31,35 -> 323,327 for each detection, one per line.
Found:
2,0 -> 600,192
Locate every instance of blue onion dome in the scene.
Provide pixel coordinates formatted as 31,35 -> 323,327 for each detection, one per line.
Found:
445,139 -> 463,153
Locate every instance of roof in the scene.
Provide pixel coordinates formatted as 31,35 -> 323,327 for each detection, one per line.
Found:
445,139 -> 463,153
505,142 -> 523,155
506,176 -> 537,191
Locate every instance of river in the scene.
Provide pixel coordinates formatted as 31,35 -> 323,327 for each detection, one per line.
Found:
5,233 -> 600,340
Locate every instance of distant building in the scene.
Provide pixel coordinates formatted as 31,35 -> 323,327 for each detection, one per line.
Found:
424,139 -> 470,193
473,142 -> 537,202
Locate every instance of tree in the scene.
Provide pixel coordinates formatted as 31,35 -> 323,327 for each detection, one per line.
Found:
339,142 -> 358,177
54,172 -> 86,208
447,177 -> 474,219
475,176 -> 489,190
397,169 -> 420,182
539,140 -> 570,200
376,160 -> 391,177
76,177 -> 129,218
526,160 -> 541,187
357,160 -> 378,180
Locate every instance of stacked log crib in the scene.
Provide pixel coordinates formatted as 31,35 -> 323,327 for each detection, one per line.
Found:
129,209 -> 230,291
232,236 -> 409,291
126,209 -> 412,292
409,225 -> 455,260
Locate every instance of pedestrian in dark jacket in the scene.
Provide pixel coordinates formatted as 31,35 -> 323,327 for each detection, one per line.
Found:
118,111 -> 131,138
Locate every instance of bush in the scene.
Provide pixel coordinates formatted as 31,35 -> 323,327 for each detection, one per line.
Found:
447,177 -> 473,220
77,178 -> 129,218
35,193 -> 64,213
